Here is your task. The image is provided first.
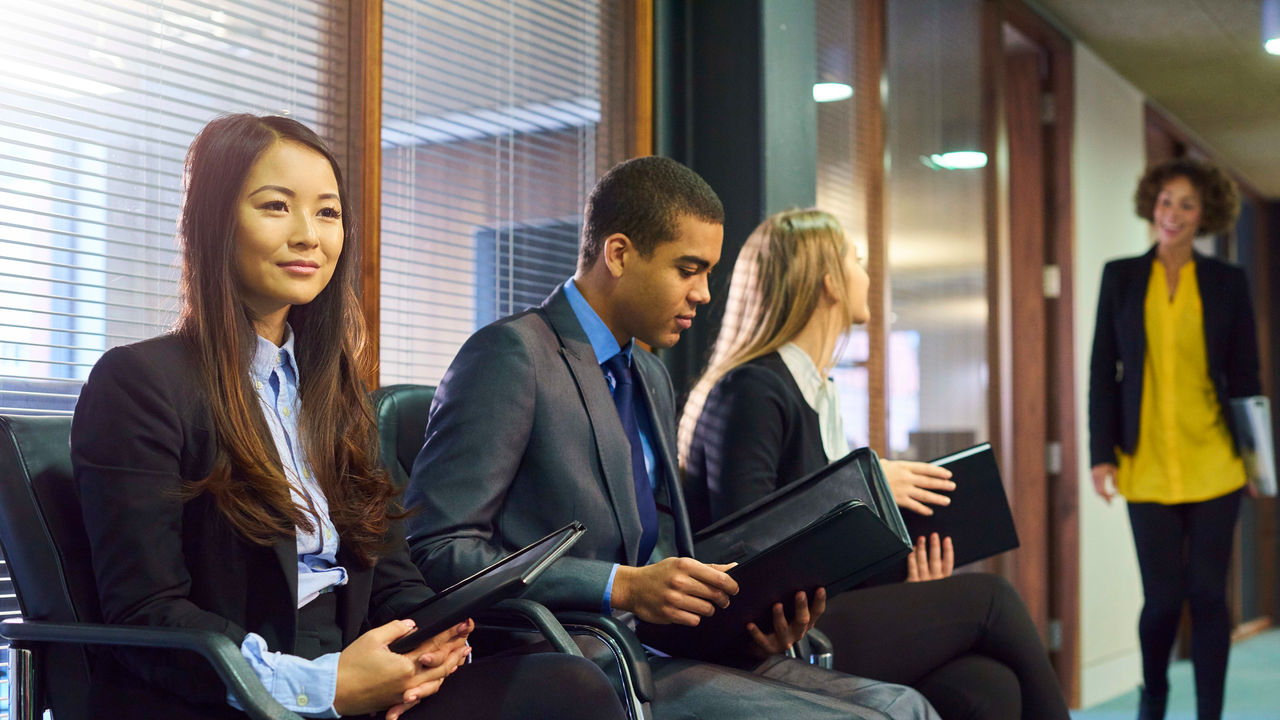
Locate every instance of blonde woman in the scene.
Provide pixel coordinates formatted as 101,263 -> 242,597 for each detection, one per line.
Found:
679,209 -> 1069,720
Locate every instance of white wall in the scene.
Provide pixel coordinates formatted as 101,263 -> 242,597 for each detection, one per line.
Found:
1071,44 -> 1153,708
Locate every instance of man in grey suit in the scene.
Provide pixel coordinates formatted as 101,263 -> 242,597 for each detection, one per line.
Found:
405,156 -> 938,719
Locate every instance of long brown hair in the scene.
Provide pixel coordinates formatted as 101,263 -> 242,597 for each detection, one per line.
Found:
678,208 -> 855,465
178,114 -> 395,566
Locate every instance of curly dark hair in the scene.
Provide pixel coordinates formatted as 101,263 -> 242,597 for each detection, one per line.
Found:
1133,158 -> 1240,236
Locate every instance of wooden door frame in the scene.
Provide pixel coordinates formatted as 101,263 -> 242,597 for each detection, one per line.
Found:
983,0 -> 1079,705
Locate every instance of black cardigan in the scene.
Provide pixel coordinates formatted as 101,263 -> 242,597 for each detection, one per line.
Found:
683,352 -> 827,531
1087,245 -> 1261,467
71,334 -> 433,719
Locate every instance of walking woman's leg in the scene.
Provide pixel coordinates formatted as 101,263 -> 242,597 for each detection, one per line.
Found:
1184,489 -> 1241,720
1127,500 -> 1188,717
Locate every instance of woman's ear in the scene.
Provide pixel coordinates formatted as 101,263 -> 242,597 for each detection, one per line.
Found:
821,272 -> 840,304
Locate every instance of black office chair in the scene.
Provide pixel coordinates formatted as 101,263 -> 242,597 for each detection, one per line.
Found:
0,414 -> 302,720
371,384 -> 655,720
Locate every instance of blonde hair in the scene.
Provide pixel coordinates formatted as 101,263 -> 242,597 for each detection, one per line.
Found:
678,208 -> 857,465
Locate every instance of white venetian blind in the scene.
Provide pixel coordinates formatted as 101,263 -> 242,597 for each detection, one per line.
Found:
0,2 -> 352,713
379,0 -> 635,386
0,0 -> 351,416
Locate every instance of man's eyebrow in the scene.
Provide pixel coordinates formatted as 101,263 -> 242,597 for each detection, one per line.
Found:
675,256 -> 712,269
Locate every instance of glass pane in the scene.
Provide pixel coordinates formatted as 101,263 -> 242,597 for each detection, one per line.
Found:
885,0 -> 987,460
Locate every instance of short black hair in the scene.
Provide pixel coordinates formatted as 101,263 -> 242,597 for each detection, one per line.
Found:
1134,158 -> 1240,235
580,156 -> 724,269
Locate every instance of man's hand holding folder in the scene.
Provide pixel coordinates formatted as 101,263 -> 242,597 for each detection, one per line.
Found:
613,556 -> 831,659
611,557 -> 738,625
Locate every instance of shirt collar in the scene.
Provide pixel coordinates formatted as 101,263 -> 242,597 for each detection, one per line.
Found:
563,278 -> 630,365
777,342 -> 828,411
250,324 -> 300,381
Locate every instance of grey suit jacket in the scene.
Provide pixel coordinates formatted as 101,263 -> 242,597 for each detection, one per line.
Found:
404,285 -> 696,611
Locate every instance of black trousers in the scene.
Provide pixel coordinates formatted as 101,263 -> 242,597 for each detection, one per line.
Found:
815,573 -> 1069,720
1127,488 -> 1241,720
296,592 -> 627,720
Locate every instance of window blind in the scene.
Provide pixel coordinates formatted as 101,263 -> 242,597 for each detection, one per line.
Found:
0,1 -> 352,712
0,0 -> 350,415
379,0 -> 634,386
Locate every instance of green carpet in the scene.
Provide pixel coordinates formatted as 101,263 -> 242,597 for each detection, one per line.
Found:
1071,629 -> 1280,719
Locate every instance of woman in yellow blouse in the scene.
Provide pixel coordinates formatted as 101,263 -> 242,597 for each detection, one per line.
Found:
1088,158 -> 1259,720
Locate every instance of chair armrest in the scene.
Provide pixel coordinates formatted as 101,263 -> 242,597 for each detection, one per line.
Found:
475,598 -> 583,657
0,618 -> 303,720
801,628 -> 834,669
555,611 -> 654,703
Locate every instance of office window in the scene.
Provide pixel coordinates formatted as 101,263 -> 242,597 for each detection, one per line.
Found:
814,0 -> 871,450
885,0 -> 988,459
0,1 -> 354,711
0,1 -> 352,415
379,0 -> 635,385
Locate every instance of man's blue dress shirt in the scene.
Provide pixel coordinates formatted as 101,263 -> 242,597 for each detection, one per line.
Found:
562,279 -> 660,614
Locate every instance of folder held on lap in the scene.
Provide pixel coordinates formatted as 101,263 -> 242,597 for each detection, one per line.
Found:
637,449 -> 911,662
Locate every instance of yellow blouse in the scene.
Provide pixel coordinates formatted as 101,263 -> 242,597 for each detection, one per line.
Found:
1116,260 -> 1245,504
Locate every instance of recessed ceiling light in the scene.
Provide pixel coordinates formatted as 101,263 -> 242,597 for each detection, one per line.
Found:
924,151 -> 988,170
813,82 -> 853,103
1266,37 -> 1280,55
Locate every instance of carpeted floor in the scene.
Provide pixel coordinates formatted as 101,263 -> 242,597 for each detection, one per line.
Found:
1071,629 -> 1280,720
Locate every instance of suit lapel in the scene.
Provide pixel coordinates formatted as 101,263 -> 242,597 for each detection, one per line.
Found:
633,351 -> 696,558
271,537 -> 299,650
540,287 -> 644,564
1194,253 -> 1224,382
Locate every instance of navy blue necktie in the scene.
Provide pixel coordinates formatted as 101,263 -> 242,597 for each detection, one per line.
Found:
604,352 -> 659,563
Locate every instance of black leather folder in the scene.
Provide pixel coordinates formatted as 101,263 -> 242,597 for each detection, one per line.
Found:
388,522 -> 585,653
637,449 -> 911,662
903,443 -> 1018,567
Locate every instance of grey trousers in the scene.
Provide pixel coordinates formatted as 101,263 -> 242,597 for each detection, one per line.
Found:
649,654 -> 940,720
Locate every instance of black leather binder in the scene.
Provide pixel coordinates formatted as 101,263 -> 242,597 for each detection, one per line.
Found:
388,522 -> 585,653
638,449 -> 911,662
903,443 -> 1018,567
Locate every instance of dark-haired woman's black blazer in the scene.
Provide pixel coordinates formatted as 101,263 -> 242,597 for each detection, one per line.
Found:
1088,245 -> 1261,468
71,334 -> 434,719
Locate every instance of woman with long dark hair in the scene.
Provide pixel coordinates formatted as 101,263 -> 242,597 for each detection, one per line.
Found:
71,114 -> 626,719
1089,158 -> 1256,720
680,208 -> 1070,720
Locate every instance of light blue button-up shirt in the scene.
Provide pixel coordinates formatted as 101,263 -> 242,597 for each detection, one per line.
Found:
229,326 -> 348,717
562,279 -> 660,614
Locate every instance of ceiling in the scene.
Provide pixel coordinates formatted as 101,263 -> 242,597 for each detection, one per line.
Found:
1028,0 -> 1280,198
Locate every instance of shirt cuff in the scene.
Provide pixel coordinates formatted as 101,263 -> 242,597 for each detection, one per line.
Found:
230,632 -> 341,718
602,562 -> 620,614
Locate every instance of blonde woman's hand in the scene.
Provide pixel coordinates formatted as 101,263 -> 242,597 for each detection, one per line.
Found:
1090,463 -> 1118,504
880,459 -> 955,516
905,533 -> 953,582
333,618 -> 473,718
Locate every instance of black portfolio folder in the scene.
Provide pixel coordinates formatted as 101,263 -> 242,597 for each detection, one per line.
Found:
903,443 -> 1018,567
638,449 -> 911,661
388,522 -> 585,653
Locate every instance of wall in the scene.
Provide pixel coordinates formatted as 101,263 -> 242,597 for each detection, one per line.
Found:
1071,44 -> 1151,707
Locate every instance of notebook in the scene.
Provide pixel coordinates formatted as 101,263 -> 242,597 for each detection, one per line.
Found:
903,443 -> 1019,567
388,522 -> 585,653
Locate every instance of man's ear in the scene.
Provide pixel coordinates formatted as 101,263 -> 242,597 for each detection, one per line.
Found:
602,233 -> 631,279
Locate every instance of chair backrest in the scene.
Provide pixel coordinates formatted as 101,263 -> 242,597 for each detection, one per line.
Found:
369,384 -> 436,489
0,414 -> 97,717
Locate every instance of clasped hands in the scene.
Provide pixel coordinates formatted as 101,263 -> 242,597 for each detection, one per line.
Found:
334,616 -> 474,720
611,557 -> 825,658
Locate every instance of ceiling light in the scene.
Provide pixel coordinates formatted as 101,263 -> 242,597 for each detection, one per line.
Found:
813,82 -> 853,103
1265,0 -> 1280,54
922,151 -> 988,170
